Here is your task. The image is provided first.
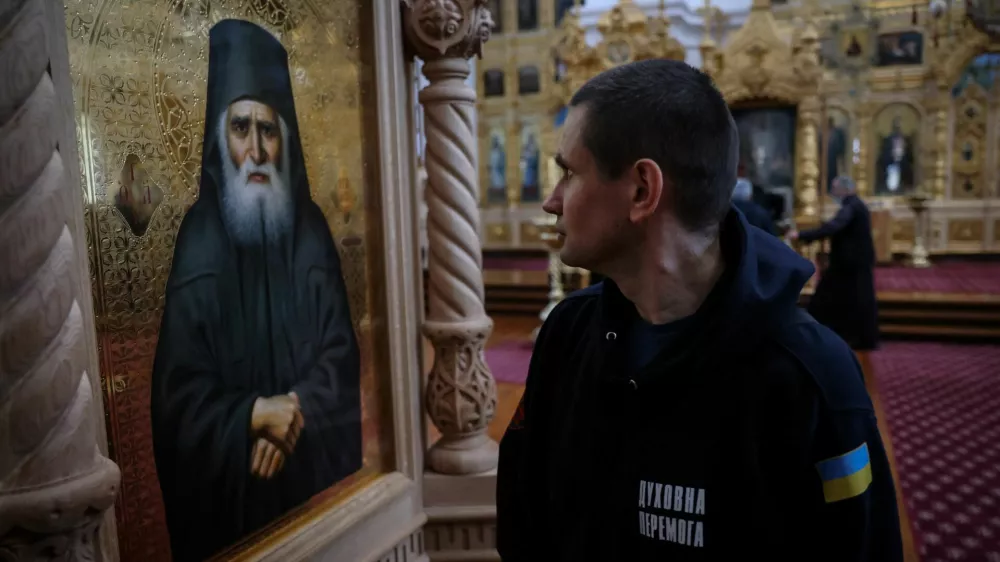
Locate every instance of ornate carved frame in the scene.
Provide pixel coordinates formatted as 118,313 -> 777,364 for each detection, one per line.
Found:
203,2 -> 428,558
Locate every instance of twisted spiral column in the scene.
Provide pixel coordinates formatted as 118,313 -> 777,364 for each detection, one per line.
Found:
402,0 -> 499,474
419,59 -> 498,475
0,0 -> 120,558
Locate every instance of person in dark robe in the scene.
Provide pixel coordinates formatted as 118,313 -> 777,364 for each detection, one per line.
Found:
876,116 -> 914,194
150,19 -> 362,562
732,178 -> 777,235
789,175 -> 879,351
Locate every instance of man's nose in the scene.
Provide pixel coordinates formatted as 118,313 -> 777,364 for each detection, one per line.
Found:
541,190 -> 561,216
248,128 -> 265,165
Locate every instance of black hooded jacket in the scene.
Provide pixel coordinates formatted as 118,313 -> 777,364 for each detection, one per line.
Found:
150,19 -> 361,561
497,208 -> 902,561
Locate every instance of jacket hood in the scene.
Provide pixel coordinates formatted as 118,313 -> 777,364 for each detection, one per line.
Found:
595,205 -> 814,381
724,205 -> 814,323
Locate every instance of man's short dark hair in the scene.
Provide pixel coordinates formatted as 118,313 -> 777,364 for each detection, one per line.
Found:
569,59 -> 739,231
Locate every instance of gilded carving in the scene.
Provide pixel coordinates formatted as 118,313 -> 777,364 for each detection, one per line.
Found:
947,219 -> 984,242
951,82 -> 988,199
706,0 -> 822,221
520,220 -> 542,245
552,9 -> 599,104
892,219 -> 915,243
485,222 -> 512,244
552,0 -> 685,107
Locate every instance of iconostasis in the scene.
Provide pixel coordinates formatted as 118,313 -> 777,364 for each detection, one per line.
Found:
775,1 -> 1000,255
63,0 -> 422,559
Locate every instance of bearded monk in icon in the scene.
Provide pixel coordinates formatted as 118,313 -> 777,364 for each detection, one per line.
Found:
150,19 -> 361,562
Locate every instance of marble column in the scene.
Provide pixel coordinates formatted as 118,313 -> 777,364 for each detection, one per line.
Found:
0,0 -> 121,559
401,0 -> 499,475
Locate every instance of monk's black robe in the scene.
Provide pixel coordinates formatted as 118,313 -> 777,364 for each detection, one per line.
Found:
149,19 -> 361,562
799,194 -> 879,351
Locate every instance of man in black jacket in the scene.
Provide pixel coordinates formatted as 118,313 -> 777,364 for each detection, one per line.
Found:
789,176 -> 879,350
496,60 -> 902,561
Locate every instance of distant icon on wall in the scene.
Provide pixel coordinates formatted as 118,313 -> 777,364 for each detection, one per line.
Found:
876,31 -> 923,66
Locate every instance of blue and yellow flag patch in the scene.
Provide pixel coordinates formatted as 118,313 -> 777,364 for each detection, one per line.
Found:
815,442 -> 873,503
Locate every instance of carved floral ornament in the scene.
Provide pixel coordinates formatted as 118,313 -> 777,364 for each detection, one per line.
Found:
703,2 -> 821,105
402,0 -> 493,60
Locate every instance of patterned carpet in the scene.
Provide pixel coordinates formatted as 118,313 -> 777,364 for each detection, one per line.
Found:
875,264 -> 1000,295
871,342 -> 1000,562
484,258 -> 1000,295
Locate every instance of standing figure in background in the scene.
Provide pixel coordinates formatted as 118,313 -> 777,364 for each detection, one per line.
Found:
876,116 -> 914,194
150,19 -> 362,562
789,175 -> 878,351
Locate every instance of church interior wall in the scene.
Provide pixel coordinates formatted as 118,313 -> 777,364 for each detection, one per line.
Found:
797,3 -> 1000,256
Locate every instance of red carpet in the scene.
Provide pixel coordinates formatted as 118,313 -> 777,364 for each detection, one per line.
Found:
871,342 -> 1000,562
485,340 -> 533,384
875,263 -> 1000,295
485,258 -> 1000,295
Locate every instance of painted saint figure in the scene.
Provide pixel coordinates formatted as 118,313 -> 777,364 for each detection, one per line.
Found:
876,116 -> 914,194
488,133 -> 507,204
150,19 -> 362,562
520,133 -> 540,202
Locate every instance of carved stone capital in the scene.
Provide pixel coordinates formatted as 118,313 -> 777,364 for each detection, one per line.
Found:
401,0 -> 493,61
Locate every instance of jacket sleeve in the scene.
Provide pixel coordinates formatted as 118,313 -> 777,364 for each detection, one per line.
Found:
762,323 -> 903,562
496,305 -> 562,560
798,202 -> 855,242
804,407 -> 904,562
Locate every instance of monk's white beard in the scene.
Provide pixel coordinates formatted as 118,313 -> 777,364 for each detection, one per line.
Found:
218,114 -> 293,246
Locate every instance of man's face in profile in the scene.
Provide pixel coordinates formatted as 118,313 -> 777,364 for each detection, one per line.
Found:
543,105 -> 633,271
226,99 -> 283,185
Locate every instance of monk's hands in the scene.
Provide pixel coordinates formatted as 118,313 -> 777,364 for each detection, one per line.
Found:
250,392 -> 304,456
250,438 -> 285,479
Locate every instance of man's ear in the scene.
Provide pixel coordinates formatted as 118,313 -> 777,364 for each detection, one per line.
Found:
628,159 -> 664,223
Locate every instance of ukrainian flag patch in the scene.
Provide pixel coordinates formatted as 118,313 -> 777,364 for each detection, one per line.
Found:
815,442 -> 873,503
